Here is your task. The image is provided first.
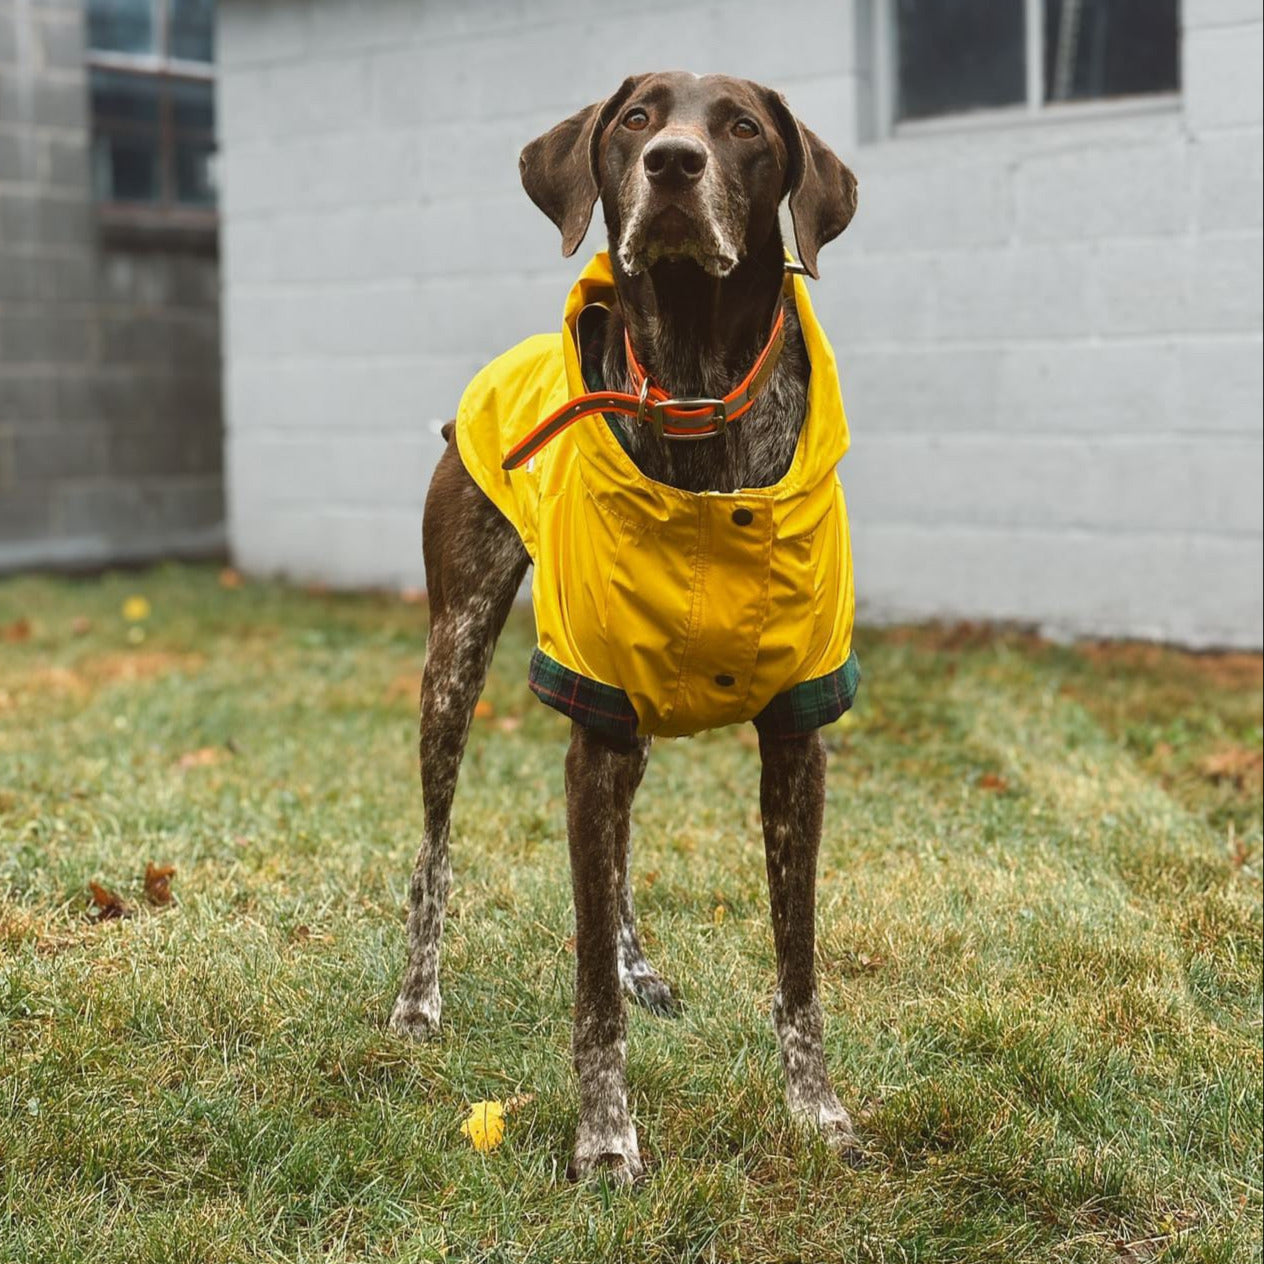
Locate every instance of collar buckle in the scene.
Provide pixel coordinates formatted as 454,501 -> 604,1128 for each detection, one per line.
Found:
648,396 -> 729,439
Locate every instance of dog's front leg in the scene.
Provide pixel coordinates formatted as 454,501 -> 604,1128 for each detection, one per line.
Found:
759,729 -> 862,1156
565,725 -> 645,1185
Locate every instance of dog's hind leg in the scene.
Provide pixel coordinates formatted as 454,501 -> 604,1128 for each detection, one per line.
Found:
613,740 -> 680,1017
758,729 -> 863,1158
566,725 -> 647,1185
390,441 -> 528,1040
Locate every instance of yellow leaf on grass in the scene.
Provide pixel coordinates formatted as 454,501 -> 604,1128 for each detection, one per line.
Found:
460,1100 -> 506,1152
713,904 -> 726,925
122,596 -> 151,622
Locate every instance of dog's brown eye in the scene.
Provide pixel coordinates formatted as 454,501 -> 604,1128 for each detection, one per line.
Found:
623,108 -> 649,131
732,117 -> 759,138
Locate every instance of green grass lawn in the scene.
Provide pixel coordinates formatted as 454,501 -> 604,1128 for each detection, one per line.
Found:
1,564 -> 1260,1263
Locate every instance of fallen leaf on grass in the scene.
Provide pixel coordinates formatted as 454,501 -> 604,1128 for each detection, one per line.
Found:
459,1094 -> 535,1153
495,715 -> 522,734
144,862 -> 176,906
713,904 -> 726,925
2,618 -> 31,643
1198,746 -> 1263,788
176,746 -> 227,769
978,772 -> 1010,792
460,1101 -> 506,1152
473,699 -> 495,720
218,567 -> 243,589
70,616 -> 93,636
385,672 -> 420,705
88,881 -> 132,921
121,596 -> 151,622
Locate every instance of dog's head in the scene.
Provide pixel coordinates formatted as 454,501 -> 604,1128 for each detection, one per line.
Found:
519,71 -> 857,280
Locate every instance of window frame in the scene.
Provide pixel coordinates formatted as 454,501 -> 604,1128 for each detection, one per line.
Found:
87,0 -> 217,241
870,0 -> 1181,140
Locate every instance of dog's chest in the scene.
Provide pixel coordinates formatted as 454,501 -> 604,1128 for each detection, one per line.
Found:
594,314 -> 810,494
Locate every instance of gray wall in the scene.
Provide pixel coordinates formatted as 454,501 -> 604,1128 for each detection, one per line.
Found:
0,0 -> 224,571
218,0 -> 1263,647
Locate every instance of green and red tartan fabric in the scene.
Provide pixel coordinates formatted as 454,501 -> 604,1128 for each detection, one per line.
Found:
528,647 -> 861,741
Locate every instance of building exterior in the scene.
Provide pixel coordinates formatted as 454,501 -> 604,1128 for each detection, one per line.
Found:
216,0 -> 1262,648
0,0 -> 223,571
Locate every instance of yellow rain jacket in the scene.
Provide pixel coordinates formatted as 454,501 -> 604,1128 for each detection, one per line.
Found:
455,252 -> 858,741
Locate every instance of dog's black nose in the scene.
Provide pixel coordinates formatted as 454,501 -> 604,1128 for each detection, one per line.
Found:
642,135 -> 708,188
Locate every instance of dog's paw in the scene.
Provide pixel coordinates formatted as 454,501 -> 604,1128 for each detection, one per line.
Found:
791,1099 -> 866,1164
388,993 -> 441,1041
568,1123 -> 644,1188
622,969 -> 682,1019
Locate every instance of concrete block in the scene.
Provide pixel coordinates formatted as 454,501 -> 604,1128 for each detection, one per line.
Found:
0,372 -> 54,423
1183,0 -> 1264,31
56,475 -> 224,539
848,158 -> 1010,252
0,312 -> 93,365
995,341 -> 1182,435
1184,21 -> 1264,131
36,9 -> 85,70
0,254 -> 42,302
0,486 -> 54,542
1176,337 -> 1264,434
1013,139 -> 1193,241
12,421 -> 108,479
930,244 -> 1097,341
268,57 -> 372,136
215,0 -> 309,68
839,346 -> 1000,432
848,434 -> 1263,535
1195,129 -> 1264,233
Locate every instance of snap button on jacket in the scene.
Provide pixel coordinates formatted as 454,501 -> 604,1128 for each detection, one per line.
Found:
455,252 -> 856,739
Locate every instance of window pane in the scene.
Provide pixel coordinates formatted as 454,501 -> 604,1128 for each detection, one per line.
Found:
87,0 -> 155,55
169,0 -> 215,62
896,0 -> 1026,121
175,139 -> 217,206
170,78 -> 215,132
90,69 -> 161,125
1045,0 -> 1179,102
93,132 -> 159,202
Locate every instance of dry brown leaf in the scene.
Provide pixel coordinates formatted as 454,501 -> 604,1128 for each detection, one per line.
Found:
473,699 -> 495,720
385,672 -> 420,705
144,862 -> 176,906
1199,746 -> 1263,787
176,747 -> 225,769
978,772 -> 1009,792
70,615 -> 93,636
89,881 -> 132,921
502,1092 -> 535,1114
218,567 -> 243,589
2,618 -> 31,643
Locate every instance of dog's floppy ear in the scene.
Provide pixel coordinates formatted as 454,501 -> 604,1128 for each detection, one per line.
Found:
519,76 -> 645,257
765,92 -> 858,279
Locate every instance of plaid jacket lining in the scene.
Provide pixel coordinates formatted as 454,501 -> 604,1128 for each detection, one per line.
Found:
528,647 -> 861,741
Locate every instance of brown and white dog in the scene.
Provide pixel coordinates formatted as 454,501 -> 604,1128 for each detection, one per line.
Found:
389,72 -> 860,1183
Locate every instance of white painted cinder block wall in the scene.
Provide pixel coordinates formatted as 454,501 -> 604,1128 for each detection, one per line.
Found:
217,0 -> 1263,648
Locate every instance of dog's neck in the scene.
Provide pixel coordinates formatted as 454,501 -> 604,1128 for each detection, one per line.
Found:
602,229 -> 808,494
614,232 -> 787,397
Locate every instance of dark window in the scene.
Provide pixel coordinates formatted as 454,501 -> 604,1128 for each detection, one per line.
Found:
893,0 -> 1179,125
86,0 -> 217,223
1045,0 -> 1180,103
896,0 -> 1026,121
